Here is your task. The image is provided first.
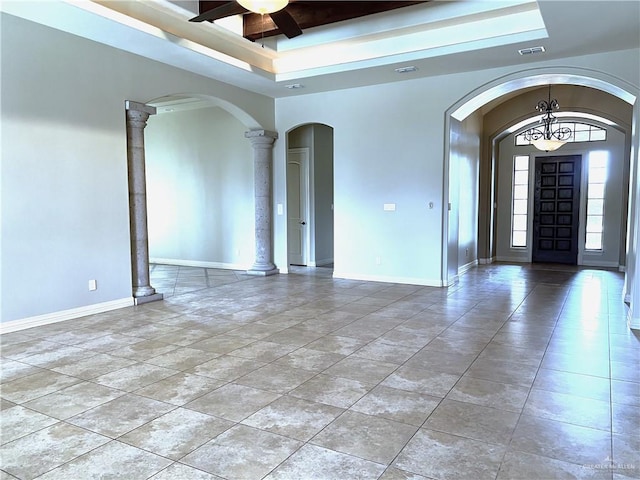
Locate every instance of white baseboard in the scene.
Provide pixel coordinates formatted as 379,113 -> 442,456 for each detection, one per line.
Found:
332,271 -> 445,287
458,260 -> 478,275
0,297 -> 134,334
580,260 -> 620,268
305,258 -> 333,268
314,258 -> 334,267
150,258 -> 250,271
445,274 -> 459,287
496,256 -> 530,263
628,307 -> 640,330
478,257 -> 495,265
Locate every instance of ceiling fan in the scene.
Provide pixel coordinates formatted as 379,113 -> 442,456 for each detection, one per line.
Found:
189,1 -> 427,41
190,1 -> 303,39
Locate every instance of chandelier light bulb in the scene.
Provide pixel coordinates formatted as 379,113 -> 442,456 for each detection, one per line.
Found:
237,0 -> 289,14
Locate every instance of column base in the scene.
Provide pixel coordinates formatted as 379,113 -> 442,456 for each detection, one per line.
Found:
133,285 -> 156,297
246,267 -> 280,277
134,292 -> 164,305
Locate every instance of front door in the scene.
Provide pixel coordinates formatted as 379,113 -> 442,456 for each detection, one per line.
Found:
532,155 -> 582,264
287,148 -> 310,266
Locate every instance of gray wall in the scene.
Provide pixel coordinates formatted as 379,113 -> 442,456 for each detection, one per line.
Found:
457,111 -> 481,273
2,10 -> 639,325
145,106 -> 255,269
1,13 -> 273,323
313,125 -> 334,266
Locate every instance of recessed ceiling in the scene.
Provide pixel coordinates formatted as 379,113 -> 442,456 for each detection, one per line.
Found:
195,1 -> 426,40
2,0 -> 638,98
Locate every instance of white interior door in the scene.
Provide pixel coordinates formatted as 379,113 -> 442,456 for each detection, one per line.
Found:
287,148 -> 310,266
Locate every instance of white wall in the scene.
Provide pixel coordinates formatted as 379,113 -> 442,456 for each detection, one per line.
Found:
276,82 -> 448,286
145,107 -> 255,269
287,124 -> 334,267
2,10 -> 638,324
496,125 -> 627,267
313,125 -> 334,266
0,13 -> 273,324
457,112 -> 481,273
275,48 -> 639,286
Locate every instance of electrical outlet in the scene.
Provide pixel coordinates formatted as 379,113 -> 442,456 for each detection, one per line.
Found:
465,248 -> 469,257
375,256 -> 381,265
88,279 -> 97,291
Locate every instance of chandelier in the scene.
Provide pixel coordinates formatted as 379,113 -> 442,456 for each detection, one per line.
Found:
523,85 -> 572,152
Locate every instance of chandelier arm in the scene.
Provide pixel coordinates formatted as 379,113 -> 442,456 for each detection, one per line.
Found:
523,85 -> 572,149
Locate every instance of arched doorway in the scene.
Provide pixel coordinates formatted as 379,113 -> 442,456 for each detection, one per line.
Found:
443,69 -> 639,285
127,93 -> 269,298
493,107 -> 630,268
286,124 -> 335,271
443,68 -> 640,327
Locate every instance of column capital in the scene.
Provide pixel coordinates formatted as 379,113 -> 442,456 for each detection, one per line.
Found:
245,130 -> 278,145
125,100 -> 157,115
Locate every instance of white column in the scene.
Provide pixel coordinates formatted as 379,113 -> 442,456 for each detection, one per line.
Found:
246,130 -> 279,276
625,103 -> 640,329
125,100 -> 163,303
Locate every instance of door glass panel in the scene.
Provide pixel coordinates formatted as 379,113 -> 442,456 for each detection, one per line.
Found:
513,214 -> 527,231
587,199 -> 604,215
585,152 -> 607,251
513,199 -> 528,215
514,170 -> 529,185
511,155 -> 530,248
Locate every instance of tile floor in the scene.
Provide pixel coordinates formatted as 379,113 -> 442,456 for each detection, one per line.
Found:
1,263 -> 639,479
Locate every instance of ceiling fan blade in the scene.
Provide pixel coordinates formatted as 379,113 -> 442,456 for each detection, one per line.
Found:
269,9 -> 303,38
190,2 -> 247,22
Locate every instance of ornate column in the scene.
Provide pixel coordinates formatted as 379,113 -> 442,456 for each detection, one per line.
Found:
125,100 -> 163,303
246,130 -> 279,276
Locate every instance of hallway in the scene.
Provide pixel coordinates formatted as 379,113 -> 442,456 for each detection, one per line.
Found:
1,264 -> 638,479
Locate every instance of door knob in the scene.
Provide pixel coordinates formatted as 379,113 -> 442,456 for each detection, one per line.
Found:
300,221 -> 306,225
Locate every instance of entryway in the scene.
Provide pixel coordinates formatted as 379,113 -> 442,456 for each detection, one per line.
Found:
286,124 -> 335,269
532,155 -> 582,265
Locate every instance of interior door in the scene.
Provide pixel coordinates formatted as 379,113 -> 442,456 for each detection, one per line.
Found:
532,154 -> 582,264
287,148 -> 310,266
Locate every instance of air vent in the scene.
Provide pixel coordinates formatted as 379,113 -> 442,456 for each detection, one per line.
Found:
394,66 -> 418,73
284,83 -> 304,89
518,46 -> 546,56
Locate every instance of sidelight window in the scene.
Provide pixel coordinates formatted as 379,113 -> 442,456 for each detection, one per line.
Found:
585,151 -> 607,251
511,155 -> 530,247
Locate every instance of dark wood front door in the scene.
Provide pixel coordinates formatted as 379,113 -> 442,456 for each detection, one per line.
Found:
532,155 -> 582,264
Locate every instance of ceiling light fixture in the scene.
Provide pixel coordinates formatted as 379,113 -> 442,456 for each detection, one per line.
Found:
523,85 -> 572,152
237,0 -> 289,15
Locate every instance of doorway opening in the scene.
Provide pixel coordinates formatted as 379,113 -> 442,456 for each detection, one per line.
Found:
532,154 -> 582,265
286,124 -> 335,272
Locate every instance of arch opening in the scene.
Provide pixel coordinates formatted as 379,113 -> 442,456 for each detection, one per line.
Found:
443,68 -> 639,294
285,123 -> 335,274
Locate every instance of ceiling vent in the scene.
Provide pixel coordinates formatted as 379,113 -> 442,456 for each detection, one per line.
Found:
518,46 -> 546,56
394,66 -> 418,74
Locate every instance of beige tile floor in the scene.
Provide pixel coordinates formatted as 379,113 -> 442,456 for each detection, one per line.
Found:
1,263 -> 639,479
